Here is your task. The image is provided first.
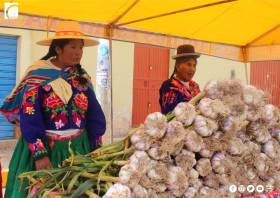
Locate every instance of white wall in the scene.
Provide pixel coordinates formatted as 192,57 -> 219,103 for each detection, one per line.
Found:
169,49 -> 250,90
112,41 -> 134,138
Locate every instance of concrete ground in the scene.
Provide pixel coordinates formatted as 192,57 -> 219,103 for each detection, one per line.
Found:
0,139 -> 17,169
1,139 -> 17,197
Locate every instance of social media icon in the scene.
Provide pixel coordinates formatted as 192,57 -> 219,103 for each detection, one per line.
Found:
256,185 -> 264,193
4,2 -> 19,19
229,184 -> 237,193
238,185 -> 246,193
266,184 -> 274,192
247,185 -> 255,193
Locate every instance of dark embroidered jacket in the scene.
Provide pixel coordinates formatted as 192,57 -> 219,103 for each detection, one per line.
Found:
159,78 -> 200,114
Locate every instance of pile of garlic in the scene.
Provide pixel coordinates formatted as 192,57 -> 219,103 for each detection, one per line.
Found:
103,80 -> 280,198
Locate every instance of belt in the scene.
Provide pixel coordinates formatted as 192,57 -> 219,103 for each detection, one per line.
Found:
46,129 -> 84,148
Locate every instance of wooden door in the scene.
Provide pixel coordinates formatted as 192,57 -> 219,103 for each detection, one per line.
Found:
250,61 -> 280,107
132,44 -> 169,126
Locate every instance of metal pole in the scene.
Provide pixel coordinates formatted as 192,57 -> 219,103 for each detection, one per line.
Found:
109,29 -> 113,144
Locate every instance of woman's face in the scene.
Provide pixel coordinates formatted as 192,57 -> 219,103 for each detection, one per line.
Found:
176,58 -> 197,82
56,39 -> 84,66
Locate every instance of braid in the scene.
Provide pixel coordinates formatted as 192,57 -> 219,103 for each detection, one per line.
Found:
75,64 -> 88,85
170,67 -> 176,79
41,43 -> 57,60
41,39 -> 72,60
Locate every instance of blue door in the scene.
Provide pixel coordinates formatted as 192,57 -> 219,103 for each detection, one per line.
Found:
0,35 -> 17,139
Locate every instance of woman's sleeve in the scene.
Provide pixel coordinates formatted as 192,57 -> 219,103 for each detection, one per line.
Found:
160,88 -> 181,114
86,88 -> 106,150
19,87 -> 48,160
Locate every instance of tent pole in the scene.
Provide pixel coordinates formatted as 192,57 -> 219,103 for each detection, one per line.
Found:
242,47 -> 249,84
244,62 -> 249,85
109,29 -> 113,144
104,0 -> 139,143
104,25 -> 114,144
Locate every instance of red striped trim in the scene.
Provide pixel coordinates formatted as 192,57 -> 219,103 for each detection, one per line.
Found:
46,129 -> 84,142
55,31 -> 84,36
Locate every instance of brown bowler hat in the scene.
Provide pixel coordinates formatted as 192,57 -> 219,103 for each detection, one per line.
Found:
172,44 -> 200,59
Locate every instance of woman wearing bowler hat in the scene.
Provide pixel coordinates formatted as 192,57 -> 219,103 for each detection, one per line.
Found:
159,44 -> 201,114
0,21 -> 106,197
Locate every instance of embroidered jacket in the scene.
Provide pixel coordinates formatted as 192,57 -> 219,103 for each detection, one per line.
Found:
159,77 -> 200,114
0,60 -> 106,160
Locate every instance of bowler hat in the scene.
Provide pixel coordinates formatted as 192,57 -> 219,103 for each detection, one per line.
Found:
172,44 -> 200,59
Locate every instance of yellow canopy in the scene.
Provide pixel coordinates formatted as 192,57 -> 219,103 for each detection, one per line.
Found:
1,0 -> 280,61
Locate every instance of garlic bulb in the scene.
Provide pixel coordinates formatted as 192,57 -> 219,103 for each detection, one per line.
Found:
245,168 -> 257,180
157,192 -> 175,198
218,80 -> 244,99
244,141 -> 261,154
243,85 -> 267,106
198,187 -> 219,198
204,80 -> 222,99
227,137 -> 245,155
119,164 -> 142,187
148,143 -> 167,160
130,128 -> 152,151
183,187 -> 198,198
221,116 -> 235,132
144,112 -> 167,139
140,176 -> 167,193
263,139 -> 280,159
271,129 -> 280,142
223,96 -> 246,117
198,98 -> 229,119
163,121 -> 186,155
174,102 -> 196,126
189,168 -> 199,181
129,151 -> 152,173
147,162 -> 168,182
147,189 -> 158,198
132,185 -> 148,198
167,166 -> 189,197
199,143 -> 214,158
103,183 -> 131,198
184,130 -> 204,152
254,153 -> 270,179
261,104 -> 280,128
195,158 -> 212,177
203,173 -> 220,189
175,149 -> 196,172
246,105 -> 262,121
211,153 -> 226,174
193,115 -> 218,137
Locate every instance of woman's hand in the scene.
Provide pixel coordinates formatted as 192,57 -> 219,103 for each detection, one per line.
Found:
35,156 -> 52,170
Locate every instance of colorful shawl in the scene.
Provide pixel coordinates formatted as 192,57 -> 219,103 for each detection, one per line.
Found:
0,60 -> 91,123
